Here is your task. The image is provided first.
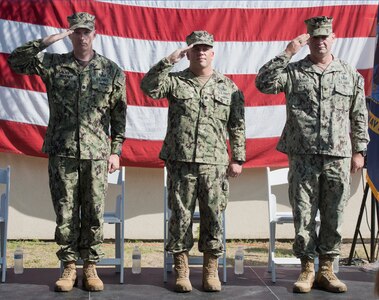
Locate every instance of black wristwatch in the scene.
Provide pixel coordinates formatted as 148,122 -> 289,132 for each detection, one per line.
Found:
234,160 -> 244,166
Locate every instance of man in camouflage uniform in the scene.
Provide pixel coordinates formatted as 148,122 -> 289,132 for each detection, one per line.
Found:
141,31 -> 245,292
256,16 -> 369,293
8,12 -> 126,292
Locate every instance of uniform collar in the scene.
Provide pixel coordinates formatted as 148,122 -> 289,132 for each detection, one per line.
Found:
179,68 -> 225,84
300,55 -> 344,74
68,50 -> 100,70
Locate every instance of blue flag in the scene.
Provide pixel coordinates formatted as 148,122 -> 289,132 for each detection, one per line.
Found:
367,97 -> 379,200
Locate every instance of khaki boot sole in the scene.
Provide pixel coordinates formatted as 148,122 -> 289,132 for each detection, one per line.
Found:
54,277 -> 78,292
174,279 -> 192,293
316,272 -> 347,293
82,279 -> 104,292
293,283 -> 312,293
316,281 -> 347,293
202,280 -> 221,292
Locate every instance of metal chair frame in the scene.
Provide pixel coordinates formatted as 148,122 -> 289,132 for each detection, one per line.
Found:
0,166 -> 10,282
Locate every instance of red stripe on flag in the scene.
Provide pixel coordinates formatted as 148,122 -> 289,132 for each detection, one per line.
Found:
0,53 -> 46,93
0,120 -> 288,168
360,69 -> 373,95
0,120 -> 46,157
244,137 -> 288,168
1,1 -> 377,40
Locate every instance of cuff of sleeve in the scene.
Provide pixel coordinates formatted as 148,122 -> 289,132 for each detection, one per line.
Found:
278,51 -> 292,61
162,57 -> 174,66
353,143 -> 368,154
34,39 -> 49,52
233,156 -> 246,163
111,144 -> 122,156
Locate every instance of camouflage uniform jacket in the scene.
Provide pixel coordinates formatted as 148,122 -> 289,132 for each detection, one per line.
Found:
140,58 -> 245,165
255,52 -> 369,157
7,39 -> 126,159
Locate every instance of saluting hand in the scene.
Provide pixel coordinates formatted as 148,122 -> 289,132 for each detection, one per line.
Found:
285,33 -> 310,57
167,44 -> 193,64
41,29 -> 74,47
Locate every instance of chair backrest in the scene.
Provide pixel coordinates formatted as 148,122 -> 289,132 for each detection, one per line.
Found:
266,167 -> 289,220
0,166 -> 10,185
108,168 -> 125,185
107,167 -> 125,220
0,166 -> 10,218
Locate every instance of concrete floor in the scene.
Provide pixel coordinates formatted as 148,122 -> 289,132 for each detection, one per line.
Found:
0,265 -> 376,299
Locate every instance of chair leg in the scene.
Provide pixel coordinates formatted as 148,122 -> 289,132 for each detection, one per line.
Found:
268,223 -> 275,272
164,250 -> 171,282
222,211 -> 227,283
121,224 -> 124,284
272,262 -> 277,283
117,222 -> 125,284
115,223 -> 121,273
269,223 -> 277,282
1,222 -> 6,282
222,251 -> 227,283
1,264 -> 5,282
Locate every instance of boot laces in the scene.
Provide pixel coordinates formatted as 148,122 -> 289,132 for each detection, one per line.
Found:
298,270 -> 313,282
175,253 -> 188,277
85,264 -> 98,279
61,266 -> 75,279
321,269 -> 338,282
205,257 -> 218,278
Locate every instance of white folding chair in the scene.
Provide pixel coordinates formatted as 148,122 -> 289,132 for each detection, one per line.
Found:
60,167 -> 125,283
0,166 -> 10,282
266,167 -> 320,283
100,167 -> 125,283
163,167 -> 227,283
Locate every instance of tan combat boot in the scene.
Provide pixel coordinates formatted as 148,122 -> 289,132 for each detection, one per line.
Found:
173,251 -> 192,292
83,261 -> 104,292
55,261 -> 77,292
316,255 -> 347,293
293,257 -> 315,293
203,253 -> 221,292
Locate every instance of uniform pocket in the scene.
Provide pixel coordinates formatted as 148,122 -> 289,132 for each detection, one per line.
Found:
333,83 -> 353,112
213,92 -> 231,121
171,89 -> 196,117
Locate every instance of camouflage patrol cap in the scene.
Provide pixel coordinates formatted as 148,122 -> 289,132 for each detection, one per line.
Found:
305,16 -> 333,36
186,30 -> 214,47
67,12 -> 95,31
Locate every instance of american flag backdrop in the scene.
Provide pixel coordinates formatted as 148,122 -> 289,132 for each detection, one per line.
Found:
0,0 -> 377,168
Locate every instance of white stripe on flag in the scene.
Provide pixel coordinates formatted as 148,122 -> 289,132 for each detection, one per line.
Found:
0,86 -> 285,139
1,19 -> 375,74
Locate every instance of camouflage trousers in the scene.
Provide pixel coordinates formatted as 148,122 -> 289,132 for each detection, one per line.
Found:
48,156 -> 108,262
288,154 -> 351,259
165,161 -> 229,256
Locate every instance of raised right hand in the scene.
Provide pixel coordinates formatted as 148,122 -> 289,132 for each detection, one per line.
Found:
41,30 -> 74,47
167,44 -> 193,64
284,33 -> 310,57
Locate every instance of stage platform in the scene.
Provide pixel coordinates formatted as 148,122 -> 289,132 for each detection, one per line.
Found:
0,265 -> 376,299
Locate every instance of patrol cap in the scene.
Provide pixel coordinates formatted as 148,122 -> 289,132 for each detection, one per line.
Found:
67,12 -> 95,31
186,30 -> 214,47
304,16 -> 333,37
